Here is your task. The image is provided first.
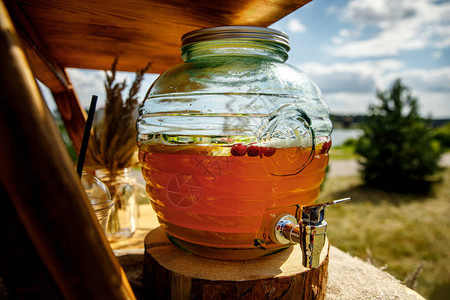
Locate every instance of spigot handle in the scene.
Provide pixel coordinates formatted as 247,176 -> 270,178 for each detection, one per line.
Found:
302,197 -> 351,210
301,197 -> 350,225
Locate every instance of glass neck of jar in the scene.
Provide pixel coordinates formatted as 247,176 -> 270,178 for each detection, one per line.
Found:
181,39 -> 289,62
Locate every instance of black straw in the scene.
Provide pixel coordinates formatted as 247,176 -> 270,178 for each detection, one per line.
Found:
77,95 -> 98,177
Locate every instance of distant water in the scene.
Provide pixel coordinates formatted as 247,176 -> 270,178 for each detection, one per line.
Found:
331,128 -> 363,146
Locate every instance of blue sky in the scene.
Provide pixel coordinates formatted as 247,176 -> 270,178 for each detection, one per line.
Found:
42,0 -> 450,118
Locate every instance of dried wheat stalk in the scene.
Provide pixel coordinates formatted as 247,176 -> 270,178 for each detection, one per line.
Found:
86,58 -> 150,179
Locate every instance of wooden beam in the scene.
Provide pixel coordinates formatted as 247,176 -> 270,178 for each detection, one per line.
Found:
52,86 -> 87,154
3,0 -> 69,93
0,2 -> 135,299
4,0 -> 87,152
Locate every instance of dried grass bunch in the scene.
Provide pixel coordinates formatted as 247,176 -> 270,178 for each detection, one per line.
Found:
86,59 -> 150,178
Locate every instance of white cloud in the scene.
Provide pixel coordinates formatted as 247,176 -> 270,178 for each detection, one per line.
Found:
331,29 -> 358,45
381,67 -> 450,92
298,60 -> 450,117
415,92 -> 450,118
66,69 -> 106,108
324,92 -> 374,115
300,59 -> 405,93
339,29 -> 350,38
326,5 -> 339,15
433,51 -> 443,59
287,19 -> 306,33
328,0 -> 450,58
433,25 -> 450,49
343,0 -> 417,26
66,68 -> 158,109
324,91 -> 450,118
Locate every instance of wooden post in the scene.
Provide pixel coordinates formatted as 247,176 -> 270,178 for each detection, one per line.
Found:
0,2 -> 135,299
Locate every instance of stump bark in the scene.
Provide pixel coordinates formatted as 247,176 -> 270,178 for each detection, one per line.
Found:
143,227 -> 329,299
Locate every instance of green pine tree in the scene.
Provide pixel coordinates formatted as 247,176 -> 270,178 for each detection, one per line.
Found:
355,79 -> 443,193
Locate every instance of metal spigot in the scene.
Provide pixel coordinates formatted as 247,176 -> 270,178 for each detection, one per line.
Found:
272,198 -> 350,268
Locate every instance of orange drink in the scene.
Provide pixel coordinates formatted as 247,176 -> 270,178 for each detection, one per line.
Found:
139,137 -> 330,259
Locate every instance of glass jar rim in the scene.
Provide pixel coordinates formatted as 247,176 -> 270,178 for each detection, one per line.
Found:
181,26 -> 290,50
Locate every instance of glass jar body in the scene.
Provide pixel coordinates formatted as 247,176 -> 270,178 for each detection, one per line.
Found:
137,36 -> 332,259
95,168 -> 138,240
81,172 -> 114,235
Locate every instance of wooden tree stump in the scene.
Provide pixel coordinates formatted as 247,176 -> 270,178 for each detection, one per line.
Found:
143,227 -> 329,299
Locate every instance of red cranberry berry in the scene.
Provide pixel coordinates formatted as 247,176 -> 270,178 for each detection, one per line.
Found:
231,143 -> 247,156
247,145 -> 260,157
261,147 -> 276,157
320,140 -> 332,154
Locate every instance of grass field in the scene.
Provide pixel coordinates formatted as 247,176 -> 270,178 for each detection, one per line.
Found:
329,143 -> 360,160
318,167 -> 450,299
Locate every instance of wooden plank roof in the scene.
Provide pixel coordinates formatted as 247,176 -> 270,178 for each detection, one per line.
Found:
10,0 -> 311,75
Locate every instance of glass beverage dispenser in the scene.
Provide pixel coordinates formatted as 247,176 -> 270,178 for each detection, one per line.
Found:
137,26 -> 334,261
